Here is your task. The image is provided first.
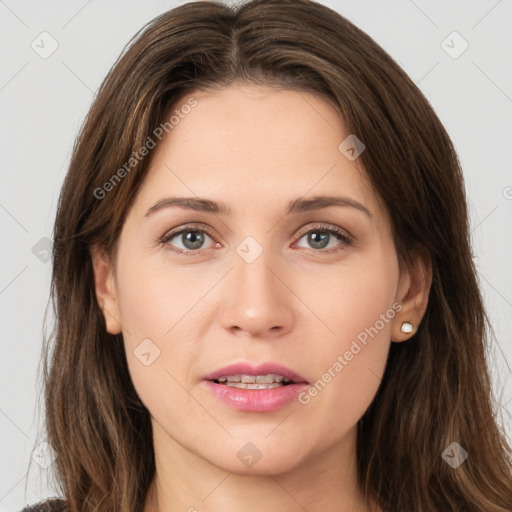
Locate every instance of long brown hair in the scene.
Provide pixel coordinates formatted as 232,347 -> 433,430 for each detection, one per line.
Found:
29,0 -> 512,510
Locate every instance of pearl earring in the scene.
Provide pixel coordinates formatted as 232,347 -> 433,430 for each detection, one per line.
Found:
400,321 -> 414,334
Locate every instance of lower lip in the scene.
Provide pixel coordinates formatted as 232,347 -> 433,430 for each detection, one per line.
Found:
203,380 -> 309,412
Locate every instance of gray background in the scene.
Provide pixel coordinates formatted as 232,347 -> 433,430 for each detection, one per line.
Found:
1,0 -> 511,509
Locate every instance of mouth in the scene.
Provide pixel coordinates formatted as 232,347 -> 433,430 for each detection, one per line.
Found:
202,362 -> 309,388
203,368 -> 309,412
202,362 -> 309,411
209,373 -> 296,389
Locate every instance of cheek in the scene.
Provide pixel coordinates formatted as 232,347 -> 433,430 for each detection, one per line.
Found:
297,250 -> 398,418
113,248 -> 202,412
304,246 -> 399,344
114,240 -> 203,341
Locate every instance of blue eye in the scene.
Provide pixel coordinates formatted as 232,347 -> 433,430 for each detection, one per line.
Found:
295,225 -> 352,252
160,225 -> 216,254
160,223 -> 352,256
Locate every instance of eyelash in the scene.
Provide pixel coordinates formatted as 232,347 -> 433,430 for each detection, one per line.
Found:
159,223 -> 353,256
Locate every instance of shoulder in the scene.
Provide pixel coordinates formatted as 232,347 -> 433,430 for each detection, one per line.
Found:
20,498 -> 67,512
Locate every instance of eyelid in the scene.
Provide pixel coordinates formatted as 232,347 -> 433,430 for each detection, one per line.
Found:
159,222 -> 353,254
160,222 -> 218,245
292,223 -> 353,255
294,222 -> 353,242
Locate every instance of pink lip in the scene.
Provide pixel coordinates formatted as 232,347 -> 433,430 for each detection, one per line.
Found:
203,380 -> 309,412
202,362 -> 309,383
201,362 -> 309,413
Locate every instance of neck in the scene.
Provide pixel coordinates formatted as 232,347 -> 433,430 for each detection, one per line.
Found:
144,421 -> 380,512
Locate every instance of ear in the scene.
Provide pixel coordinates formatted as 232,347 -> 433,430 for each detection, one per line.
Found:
392,249 -> 432,342
91,246 -> 122,335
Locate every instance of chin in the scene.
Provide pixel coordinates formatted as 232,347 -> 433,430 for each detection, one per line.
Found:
205,442 -> 307,476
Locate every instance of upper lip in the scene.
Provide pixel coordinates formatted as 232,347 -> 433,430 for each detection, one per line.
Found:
203,362 -> 309,383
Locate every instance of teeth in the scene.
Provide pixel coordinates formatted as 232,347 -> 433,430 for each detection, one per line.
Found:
225,382 -> 284,389
216,374 -> 291,384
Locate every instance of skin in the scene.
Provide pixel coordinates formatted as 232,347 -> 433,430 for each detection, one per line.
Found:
92,84 -> 431,512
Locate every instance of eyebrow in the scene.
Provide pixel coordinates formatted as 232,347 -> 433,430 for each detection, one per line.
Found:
144,195 -> 373,220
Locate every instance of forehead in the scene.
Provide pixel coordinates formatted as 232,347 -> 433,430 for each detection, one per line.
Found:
133,85 -> 380,221
166,84 -> 346,161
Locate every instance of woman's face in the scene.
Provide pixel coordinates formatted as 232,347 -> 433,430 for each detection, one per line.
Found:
95,84 -> 421,475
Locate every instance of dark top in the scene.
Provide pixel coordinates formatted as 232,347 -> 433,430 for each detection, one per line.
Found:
20,498 -> 67,512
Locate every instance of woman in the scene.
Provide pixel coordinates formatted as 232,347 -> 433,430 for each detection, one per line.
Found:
23,0 -> 512,511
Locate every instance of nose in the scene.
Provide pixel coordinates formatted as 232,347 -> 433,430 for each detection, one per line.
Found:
220,247 -> 296,339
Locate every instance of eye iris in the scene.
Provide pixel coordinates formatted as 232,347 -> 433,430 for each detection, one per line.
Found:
308,231 -> 329,249
182,230 -> 204,250
173,228 -> 337,252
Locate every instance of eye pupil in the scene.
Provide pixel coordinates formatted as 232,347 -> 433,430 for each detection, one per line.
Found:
183,231 -> 204,250
165,226 -> 346,255
308,231 -> 329,249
